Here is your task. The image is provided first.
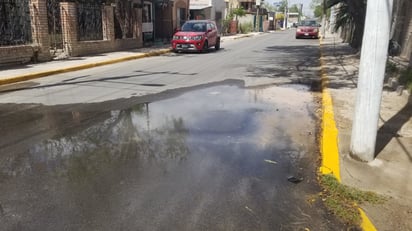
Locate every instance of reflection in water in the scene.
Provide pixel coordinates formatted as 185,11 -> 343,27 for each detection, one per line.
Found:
0,85 -> 341,230
25,105 -> 190,182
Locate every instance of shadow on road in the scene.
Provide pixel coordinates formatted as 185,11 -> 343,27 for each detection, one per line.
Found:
320,43 -> 359,89
244,44 -> 323,91
0,70 -> 198,94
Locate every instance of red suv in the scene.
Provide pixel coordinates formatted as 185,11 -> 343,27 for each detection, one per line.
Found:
172,20 -> 221,53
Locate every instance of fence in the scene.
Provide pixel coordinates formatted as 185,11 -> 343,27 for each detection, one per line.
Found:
0,0 -> 32,46
47,0 -> 63,50
77,3 -> 103,41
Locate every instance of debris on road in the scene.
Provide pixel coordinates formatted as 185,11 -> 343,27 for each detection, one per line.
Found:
287,176 -> 304,184
264,159 -> 278,164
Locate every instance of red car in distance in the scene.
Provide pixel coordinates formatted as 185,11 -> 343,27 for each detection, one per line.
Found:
171,20 -> 221,53
295,20 -> 321,39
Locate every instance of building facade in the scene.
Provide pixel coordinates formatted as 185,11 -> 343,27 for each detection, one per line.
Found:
189,0 -> 226,31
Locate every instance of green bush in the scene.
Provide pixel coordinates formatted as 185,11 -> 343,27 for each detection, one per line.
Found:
239,22 -> 253,34
399,67 -> 412,91
385,61 -> 399,75
221,19 -> 232,35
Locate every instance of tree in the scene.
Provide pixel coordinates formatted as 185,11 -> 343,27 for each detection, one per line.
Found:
262,2 -> 276,12
313,4 -> 323,18
114,0 -> 133,39
310,0 -> 322,12
276,0 -> 287,12
289,4 -> 299,13
232,7 -> 246,21
326,0 -> 366,49
311,0 -> 331,19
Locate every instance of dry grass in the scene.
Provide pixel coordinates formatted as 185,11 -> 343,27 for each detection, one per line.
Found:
319,174 -> 385,225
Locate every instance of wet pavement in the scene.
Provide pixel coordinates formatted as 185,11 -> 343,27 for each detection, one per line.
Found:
0,83 -> 346,230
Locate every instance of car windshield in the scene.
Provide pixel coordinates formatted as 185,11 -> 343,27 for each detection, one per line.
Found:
300,20 -> 318,27
181,22 -> 207,32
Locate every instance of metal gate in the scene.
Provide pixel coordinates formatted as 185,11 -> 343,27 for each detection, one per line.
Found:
47,0 -> 63,52
0,0 -> 32,46
77,3 -> 103,41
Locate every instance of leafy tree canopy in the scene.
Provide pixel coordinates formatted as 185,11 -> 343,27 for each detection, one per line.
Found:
289,4 -> 300,13
276,0 -> 287,12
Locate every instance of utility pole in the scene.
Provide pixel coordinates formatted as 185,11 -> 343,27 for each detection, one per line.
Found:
321,0 -> 326,38
350,0 -> 394,162
329,5 -> 336,34
283,0 -> 287,29
256,0 -> 261,32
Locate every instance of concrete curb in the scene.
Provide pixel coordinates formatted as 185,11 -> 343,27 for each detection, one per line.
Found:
319,38 -> 377,231
0,48 -> 172,86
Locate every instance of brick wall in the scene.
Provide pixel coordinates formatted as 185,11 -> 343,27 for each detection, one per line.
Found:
30,0 -> 51,61
0,46 -> 37,67
60,2 -> 142,57
0,0 -> 51,66
0,1 -> 143,66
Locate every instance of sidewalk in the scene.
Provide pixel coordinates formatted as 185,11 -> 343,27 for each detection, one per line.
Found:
0,33 -> 261,85
321,32 -> 412,230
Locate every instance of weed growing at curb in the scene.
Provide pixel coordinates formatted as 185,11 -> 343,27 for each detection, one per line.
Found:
319,174 -> 385,226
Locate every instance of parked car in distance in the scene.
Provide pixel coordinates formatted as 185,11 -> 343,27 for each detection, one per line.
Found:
171,20 -> 220,53
295,20 -> 320,39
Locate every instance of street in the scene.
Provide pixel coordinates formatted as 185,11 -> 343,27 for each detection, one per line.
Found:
0,30 -> 348,230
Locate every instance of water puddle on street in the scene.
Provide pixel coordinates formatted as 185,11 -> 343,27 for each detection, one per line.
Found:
0,84 -> 346,230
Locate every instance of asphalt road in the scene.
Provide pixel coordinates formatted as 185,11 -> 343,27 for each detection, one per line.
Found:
0,31 -> 321,105
0,30 -> 349,230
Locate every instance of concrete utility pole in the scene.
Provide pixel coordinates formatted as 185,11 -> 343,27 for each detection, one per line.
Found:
329,5 -> 336,34
350,0 -> 394,162
283,0 -> 288,29
321,0 -> 326,38
256,0 -> 261,32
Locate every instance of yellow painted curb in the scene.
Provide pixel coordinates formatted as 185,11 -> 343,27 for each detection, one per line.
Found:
319,39 -> 377,231
0,49 -> 171,86
359,208 -> 377,231
319,40 -> 341,182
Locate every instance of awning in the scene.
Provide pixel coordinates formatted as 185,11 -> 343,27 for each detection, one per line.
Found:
189,5 -> 212,10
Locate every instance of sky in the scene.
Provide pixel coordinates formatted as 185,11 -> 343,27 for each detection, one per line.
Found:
266,0 -> 314,17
